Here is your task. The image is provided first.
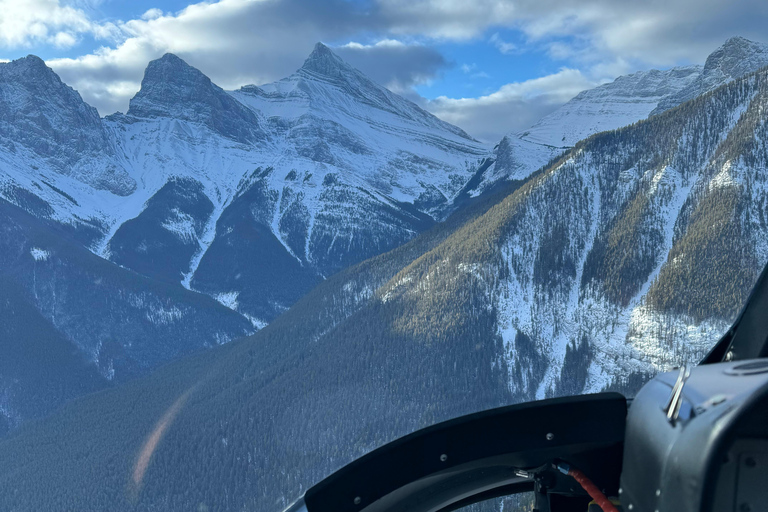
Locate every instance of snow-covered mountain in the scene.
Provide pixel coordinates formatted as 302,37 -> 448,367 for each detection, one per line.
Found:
0,45 -> 489,322
519,66 -> 701,148
651,36 -> 768,115
0,44 -> 491,428
515,37 -> 768,151
0,56 -> 134,197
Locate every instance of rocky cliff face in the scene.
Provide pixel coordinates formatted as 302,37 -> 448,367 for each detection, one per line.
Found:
127,53 -> 266,144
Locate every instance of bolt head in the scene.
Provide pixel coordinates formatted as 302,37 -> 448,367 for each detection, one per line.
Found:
353,497 -> 361,506
546,432 -> 554,441
440,454 -> 448,462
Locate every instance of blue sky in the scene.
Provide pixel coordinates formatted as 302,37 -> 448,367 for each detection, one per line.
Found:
1,0 -> 766,142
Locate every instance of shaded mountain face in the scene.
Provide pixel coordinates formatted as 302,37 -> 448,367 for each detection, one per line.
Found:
0,276 -> 109,435
127,53 -> 266,144
2,60 -> 766,512
0,197 -> 253,430
0,56 -> 134,195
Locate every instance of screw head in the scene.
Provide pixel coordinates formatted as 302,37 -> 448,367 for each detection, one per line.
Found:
656,489 -> 661,497
546,432 -> 555,441
353,497 -> 361,506
440,453 -> 448,462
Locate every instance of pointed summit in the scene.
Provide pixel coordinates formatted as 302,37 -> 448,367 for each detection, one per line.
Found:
0,55 -> 66,89
300,43 -> 351,77
651,36 -> 768,115
128,53 -> 264,144
703,36 -> 768,77
235,41 -> 474,141
128,53 -> 218,116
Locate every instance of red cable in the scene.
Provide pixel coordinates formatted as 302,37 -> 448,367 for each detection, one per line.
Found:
567,468 -> 620,512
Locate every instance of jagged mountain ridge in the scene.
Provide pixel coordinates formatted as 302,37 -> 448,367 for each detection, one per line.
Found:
0,44 -> 490,324
2,57 -> 767,512
651,36 -> 768,115
0,55 -> 134,195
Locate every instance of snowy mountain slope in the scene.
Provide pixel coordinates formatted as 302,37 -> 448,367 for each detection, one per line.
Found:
385,65 -> 768,401
517,37 -> 768,151
519,66 -> 701,148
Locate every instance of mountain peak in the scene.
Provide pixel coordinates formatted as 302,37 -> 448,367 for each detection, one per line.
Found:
721,36 -> 753,49
300,42 -> 350,77
704,36 -> 768,75
650,36 -> 768,116
0,55 -> 59,84
135,53 -> 207,90
128,53 -> 264,143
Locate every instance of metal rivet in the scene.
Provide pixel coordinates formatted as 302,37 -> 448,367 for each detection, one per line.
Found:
618,488 -> 623,494
628,504 -> 634,511
440,453 -> 448,462
546,432 -> 555,441
353,497 -> 361,506
656,489 -> 661,496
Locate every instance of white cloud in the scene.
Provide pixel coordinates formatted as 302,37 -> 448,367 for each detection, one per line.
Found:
377,0 -> 517,40
0,0 -> 114,49
335,39 -> 448,92
379,0 -> 768,67
489,33 -> 517,54
141,8 -> 165,21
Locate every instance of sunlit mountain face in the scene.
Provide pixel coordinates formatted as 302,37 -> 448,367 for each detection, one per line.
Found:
0,10 -> 767,511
